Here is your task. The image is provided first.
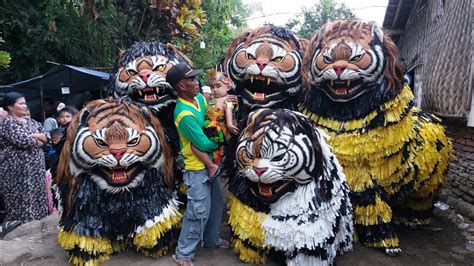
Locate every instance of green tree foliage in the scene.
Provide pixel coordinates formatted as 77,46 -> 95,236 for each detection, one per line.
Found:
0,0 -> 206,84
188,0 -> 251,72
0,38 -> 11,68
286,0 -> 357,39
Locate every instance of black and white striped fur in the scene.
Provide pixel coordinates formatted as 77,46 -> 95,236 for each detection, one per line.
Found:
236,109 -> 353,265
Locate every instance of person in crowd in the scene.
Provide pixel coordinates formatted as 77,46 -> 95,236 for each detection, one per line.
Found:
48,106 -> 77,180
0,107 -> 8,123
24,107 -> 31,119
43,101 -> 64,132
167,63 -> 229,266
46,127 -> 65,159
44,127 -> 66,214
57,106 -> 77,128
0,92 -> 49,236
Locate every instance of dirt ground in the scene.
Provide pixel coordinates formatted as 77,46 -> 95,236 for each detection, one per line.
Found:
1,185 -> 473,265
0,206 -> 473,266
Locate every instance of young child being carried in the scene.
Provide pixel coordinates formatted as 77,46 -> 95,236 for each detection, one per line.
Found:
191,69 -> 239,179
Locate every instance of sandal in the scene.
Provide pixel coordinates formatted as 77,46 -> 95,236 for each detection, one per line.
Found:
172,254 -> 194,266
218,239 -> 230,249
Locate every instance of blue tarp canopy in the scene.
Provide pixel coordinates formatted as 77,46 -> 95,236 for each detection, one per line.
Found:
0,64 -> 110,120
3,64 -> 110,97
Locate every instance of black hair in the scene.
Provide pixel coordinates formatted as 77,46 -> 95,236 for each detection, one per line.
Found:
58,106 -> 79,116
2,92 -> 25,111
50,127 -> 65,137
43,97 -> 55,105
269,25 -> 301,51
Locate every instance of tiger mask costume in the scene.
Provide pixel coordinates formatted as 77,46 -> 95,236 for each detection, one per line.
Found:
224,25 -> 306,119
56,99 -> 182,265
109,41 -> 192,112
109,41 -> 193,191
300,20 -> 452,256
228,108 -> 353,265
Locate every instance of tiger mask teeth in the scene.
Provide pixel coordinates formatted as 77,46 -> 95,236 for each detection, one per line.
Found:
254,180 -> 292,201
247,75 -> 275,85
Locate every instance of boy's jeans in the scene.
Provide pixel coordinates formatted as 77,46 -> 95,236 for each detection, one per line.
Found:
175,169 -> 223,260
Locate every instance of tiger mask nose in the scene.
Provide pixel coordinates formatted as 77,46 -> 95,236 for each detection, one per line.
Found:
253,166 -> 268,177
256,59 -> 268,70
139,69 -> 152,83
110,148 -> 126,161
333,64 -> 347,76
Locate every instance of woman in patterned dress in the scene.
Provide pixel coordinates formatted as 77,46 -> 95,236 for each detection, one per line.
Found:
0,92 -> 49,227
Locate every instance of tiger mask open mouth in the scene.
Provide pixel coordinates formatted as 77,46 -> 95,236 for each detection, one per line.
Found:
131,84 -> 174,105
303,28 -> 389,102
95,163 -> 146,186
249,179 -> 296,204
322,78 -> 365,101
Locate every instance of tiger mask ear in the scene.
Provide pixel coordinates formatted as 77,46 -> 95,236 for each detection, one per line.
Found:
368,21 -> 406,91
165,43 -> 193,66
369,21 -> 384,44
298,38 -> 309,57
302,23 -> 327,89
223,28 -> 254,69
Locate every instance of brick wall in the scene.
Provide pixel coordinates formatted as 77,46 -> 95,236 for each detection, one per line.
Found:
441,123 -> 474,220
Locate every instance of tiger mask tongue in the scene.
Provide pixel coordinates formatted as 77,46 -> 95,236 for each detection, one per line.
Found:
253,92 -> 266,101
335,88 -> 348,95
111,167 -> 128,184
259,183 -> 273,197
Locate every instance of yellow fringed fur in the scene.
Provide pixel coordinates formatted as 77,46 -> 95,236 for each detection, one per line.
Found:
302,85 -> 453,250
232,239 -> 268,264
228,195 -> 267,247
133,211 -> 182,249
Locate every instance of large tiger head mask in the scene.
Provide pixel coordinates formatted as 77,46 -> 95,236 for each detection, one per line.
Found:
109,42 -> 192,111
224,25 -> 305,111
236,108 -> 325,204
302,20 -> 405,119
58,99 -> 173,196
